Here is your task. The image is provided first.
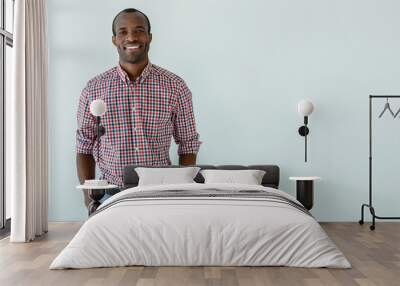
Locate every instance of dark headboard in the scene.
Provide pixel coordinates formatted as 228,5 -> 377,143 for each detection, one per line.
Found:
123,165 -> 280,189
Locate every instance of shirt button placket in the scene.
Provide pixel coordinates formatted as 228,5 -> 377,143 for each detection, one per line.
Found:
132,84 -> 139,155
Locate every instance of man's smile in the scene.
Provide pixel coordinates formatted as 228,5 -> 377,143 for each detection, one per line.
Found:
124,44 -> 142,51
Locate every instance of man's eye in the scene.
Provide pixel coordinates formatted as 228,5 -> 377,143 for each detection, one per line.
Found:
118,31 -> 127,35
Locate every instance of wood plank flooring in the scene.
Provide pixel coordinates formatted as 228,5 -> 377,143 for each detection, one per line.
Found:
0,222 -> 399,286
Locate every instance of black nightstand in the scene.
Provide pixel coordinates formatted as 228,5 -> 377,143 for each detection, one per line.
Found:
289,177 -> 321,210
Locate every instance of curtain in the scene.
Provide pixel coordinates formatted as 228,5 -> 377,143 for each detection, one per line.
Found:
10,0 -> 48,242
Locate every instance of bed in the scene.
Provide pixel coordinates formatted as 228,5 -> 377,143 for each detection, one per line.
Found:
50,165 -> 351,269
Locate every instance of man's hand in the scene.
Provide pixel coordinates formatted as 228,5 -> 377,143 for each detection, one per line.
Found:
179,153 -> 197,166
77,153 -> 96,208
83,190 -> 91,208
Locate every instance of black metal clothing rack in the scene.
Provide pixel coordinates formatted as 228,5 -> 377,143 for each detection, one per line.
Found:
359,95 -> 400,230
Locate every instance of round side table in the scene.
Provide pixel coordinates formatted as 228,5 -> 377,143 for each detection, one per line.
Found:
76,184 -> 118,215
289,177 -> 321,210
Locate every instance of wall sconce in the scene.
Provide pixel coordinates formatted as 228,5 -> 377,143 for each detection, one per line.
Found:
297,100 -> 314,162
90,99 -> 107,162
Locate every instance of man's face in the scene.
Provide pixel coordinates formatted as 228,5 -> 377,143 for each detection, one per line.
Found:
112,12 -> 152,64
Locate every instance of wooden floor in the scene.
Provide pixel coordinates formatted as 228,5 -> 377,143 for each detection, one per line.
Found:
0,222 -> 399,286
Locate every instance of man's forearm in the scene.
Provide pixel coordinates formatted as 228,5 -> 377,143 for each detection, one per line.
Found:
179,153 -> 197,166
77,153 -> 96,208
76,153 -> 95,184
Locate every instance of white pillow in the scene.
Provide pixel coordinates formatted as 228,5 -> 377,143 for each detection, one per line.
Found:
200,169 -> 266,185
135,167 -> 201,186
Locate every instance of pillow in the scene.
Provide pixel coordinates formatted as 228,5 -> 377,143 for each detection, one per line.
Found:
200,169 -> 266,185
135,167 -> 201,186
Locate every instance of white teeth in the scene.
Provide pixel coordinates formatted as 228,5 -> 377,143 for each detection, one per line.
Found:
126,45 -> 140,49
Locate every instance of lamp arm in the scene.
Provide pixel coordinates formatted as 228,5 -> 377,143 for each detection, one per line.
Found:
97,117 -> 100,164
305,131 -> 307,162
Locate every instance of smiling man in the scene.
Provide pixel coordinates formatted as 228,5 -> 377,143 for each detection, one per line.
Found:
76,8 -> 201,208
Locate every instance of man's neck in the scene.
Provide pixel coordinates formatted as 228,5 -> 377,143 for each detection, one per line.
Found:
119,58 -> 149,81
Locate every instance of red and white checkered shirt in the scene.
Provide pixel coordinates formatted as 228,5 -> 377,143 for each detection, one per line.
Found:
76,62 -> 201,186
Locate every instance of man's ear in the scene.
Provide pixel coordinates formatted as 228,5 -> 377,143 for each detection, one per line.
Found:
112,36 -> 117,47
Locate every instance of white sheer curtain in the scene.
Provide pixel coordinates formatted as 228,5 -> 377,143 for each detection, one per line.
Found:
10,0 -> 48,242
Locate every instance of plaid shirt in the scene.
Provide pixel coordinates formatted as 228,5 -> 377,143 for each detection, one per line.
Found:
76,62 -> 201,186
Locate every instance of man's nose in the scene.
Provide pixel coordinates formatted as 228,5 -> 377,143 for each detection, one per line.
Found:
126,31 -> 138,42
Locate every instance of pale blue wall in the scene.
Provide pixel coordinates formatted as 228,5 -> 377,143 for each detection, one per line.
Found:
48,0 -> 400,221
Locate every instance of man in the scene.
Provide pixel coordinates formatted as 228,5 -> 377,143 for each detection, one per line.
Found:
76,8 -> 201,207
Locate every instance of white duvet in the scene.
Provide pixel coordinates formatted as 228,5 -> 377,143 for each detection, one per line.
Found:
50,183 -> 351,269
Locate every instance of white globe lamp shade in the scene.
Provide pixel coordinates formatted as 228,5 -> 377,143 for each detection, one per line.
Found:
297,100 -> 314,116
90,99 -> 107,116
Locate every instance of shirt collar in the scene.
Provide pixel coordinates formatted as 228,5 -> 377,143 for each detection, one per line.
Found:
117,61 -> 153,84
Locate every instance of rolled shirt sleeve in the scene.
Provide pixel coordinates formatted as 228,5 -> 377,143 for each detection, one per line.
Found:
173,82 -> 201,155
76,84 -> 96,154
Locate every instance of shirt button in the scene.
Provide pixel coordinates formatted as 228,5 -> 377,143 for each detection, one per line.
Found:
135,147 -> 139,152
133,127 -> 137,132
132,107 -> 136,111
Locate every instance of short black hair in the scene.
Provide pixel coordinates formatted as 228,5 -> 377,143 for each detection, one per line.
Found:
112,8 -> 151,36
